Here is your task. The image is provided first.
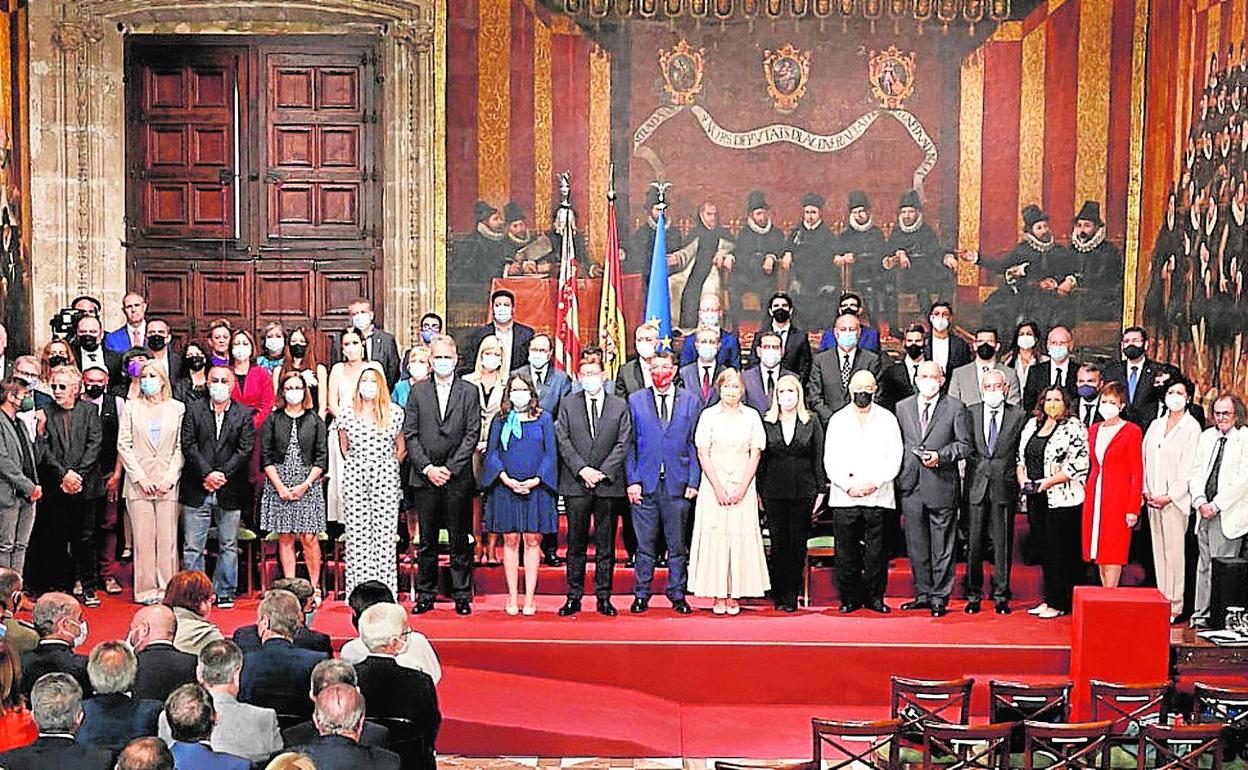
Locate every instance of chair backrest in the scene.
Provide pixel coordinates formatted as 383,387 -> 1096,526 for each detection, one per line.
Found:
1192,682 -> 1248,759
891,676 -> 975,744
990,680 -> 1073,752
1138,723 -> 1225,770
921,722 -> 1013,770
811,718 -> 902,770
369,715 -> 428,768
1023,720 -> 1114,770
1088,680 -> 1170,738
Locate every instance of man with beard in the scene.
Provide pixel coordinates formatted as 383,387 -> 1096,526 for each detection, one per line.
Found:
885,189 -> 960,314
455,201 -> 512,288
1069,200 -> 1124,323
668,201 -> 735,330
836,191 -> 892,335
982,205 -> 1079,331
627,186 -> 685,296
501,202 -> 552,278
784,193 -> 839,297
734,191 -> 789,304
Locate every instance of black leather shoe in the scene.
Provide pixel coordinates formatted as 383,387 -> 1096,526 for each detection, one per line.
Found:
994,600 -> 1012,615
965,600 -> 982,615
781,602 -> 798,613
839,603 -> 862,614
412,599 -> 435,615
630,597 -> 649,614
900,599 -> 930,611
672,599 -> 693,614
597,598 -> 618,616
454,599 -> 472,616
867,601 -> 891,614
543,553 -> 565,567
931,604 -> 948,617
558,598 -> 581,616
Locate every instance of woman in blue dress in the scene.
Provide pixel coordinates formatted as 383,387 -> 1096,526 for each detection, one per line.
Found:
482,372 -> 557,616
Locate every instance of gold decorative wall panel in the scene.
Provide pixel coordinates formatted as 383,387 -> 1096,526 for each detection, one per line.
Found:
1073,0 -> 1111,213
533,17 -> 553,233
477,0 -> 511,205
1018,24 -> 1046,215
588,46 -> 611,263
958,50 -> 983,255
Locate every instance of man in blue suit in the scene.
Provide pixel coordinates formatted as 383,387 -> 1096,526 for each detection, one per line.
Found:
677,293 -> 741,370
76,641 -> 162,754
166,684 -> 249,770
677,326 -> 726,410
626,349 -> 699,615
105,292 -> 148,354
238,590 -> 328,720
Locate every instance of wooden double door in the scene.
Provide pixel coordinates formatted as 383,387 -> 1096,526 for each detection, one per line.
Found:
125,36 -> 383,358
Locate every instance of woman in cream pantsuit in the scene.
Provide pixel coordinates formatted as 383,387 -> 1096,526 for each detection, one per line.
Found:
1143,378 -> 1202,620
117,362 -> 185,605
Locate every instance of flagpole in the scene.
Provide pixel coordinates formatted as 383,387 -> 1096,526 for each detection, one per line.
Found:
598,163 -> 627,379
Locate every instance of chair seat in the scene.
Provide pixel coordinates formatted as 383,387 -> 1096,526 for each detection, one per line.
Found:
411,529 -> 476,546
238,527 -> 257,541
264,531 -> 329,542
807,535 -> 836,556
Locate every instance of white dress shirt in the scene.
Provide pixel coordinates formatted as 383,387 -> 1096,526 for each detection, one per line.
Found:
931,336 -> 950,373
824,403 -> 903,509
79,348 -> 108,372
434,377 -> 452,418
982,402 -> 1003,445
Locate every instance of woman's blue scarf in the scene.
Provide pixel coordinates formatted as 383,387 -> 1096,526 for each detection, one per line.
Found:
501,409 -> 523,450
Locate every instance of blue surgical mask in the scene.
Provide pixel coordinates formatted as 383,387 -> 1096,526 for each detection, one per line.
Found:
1048,344 -> 1069,362
836,331 -> 859,350
432,358 -> 455,378
140,377 -> 161,396
1077,384 -> 1098,400
421,329 -> 436,344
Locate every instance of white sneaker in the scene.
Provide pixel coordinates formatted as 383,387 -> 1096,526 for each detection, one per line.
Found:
1036,607 -> 1066,619
1027,602 -> 1050,616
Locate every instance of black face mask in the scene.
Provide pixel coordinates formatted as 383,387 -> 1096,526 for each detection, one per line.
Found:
147,335 -> 167,352
289,343 -> 308,359
83,384 -> 106,400
852,391 -> 873,408
975,343 -> 997,361
78,336 -> 100,352
771,307 -> 791,323
1123,344 -> 1145,360
48,355 -> 68,368
186,357 -> 207,372
904,343 -> 924,360
840,306 -> 860,316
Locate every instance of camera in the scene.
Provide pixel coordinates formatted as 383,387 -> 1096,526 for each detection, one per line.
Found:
49,307 -> 84,340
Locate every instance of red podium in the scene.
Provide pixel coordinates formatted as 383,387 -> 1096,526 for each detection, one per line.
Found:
1069,586 -> 1171,719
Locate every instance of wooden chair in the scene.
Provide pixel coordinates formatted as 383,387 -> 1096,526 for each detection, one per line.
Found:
801,535 -> 836,608
1191,682 -> 1248,761
891,676 -> 975,746
1089,680 -> 1172,769
989,680 -> 1073,753
370,715 -> 430,770
1137,723 -> 1225,770
921,722 -> 1014,770
1023,720 -> 1114,770
812,718 -> 902,770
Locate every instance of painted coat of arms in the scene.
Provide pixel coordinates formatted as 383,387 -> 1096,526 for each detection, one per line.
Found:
868,46 -> 917,110
659,39 -> 705,106
763,44 -> 811,113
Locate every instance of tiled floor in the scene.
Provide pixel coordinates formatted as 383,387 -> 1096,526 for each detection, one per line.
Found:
437,758 -> 794,769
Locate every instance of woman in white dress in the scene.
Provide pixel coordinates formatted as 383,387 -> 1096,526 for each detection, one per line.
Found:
688,368 -> 770,615
326,328 -> 368,525
1143,378 -> 1202,620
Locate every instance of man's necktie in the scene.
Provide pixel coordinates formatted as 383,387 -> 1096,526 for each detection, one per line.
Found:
920,402 -> 931,435
988,410 -> 1000,454
588,397 -> 599,438
1205,435 -> 1227,502
840,354 -> 852,390
1053,367 -> 1064,387
702,367 -> 711,400
131,328 -> 140,346
659,393 -> 669,423
1128,365 -> 1140,403
1085,403 -> 1095,426
911,364 -> 919,388
766,370 -> 776,397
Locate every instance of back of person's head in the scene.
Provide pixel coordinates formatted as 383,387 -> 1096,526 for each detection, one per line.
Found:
272,577 -> 315,614
358,603 -> 408,653
311,684 -> 365,739
164,683 -> 214,743
258,589 -> 302,640
310,658 -> 357,696
132,603 -> 178,644
0,639 -> 22,711
197,640 -> 243,687
347,580 -> 394,629
88,640 -> 138,695
30,672 -> 82,734
162,571 -> 214,616
31,592 -> 78,638
116,736 -> 175,770
264,752 -> 317,770
0,566 -> 22,607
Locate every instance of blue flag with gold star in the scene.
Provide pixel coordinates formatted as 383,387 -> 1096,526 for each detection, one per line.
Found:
644,208 -> 673,348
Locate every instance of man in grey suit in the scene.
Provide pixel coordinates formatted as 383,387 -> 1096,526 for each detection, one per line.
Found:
157,640 -> 281,763
0,376 -> 41,576
946,327 -> 1021,407
963,369 -> 1026,615
896,361 -> 973,616
556,347 -> 633,617
806,312 -> 884,423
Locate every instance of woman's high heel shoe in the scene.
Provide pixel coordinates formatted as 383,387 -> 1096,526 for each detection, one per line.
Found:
522,603 -> 536,616
505,600 -> 520,616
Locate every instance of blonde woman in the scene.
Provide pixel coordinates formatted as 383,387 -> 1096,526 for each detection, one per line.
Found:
338,362 -> 406,597
688,368 -> 770,615
464,335 -> 506,564
326,327 -> 369,525
117,362 -> 185,604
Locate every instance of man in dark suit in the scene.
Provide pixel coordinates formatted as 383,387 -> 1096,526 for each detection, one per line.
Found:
128,604 -> 198,703
346,297 -> 402,387
896,361 -> 973,616
281,659 -> 390,749
77,641 -> 162,754
232,577 -> 332,655
626,349 -> 699,615
963,369 -> 1027,615
142,317 -> 183,388
1104,326 -> 1183,426
78,365 -> 124,595
750,292 -> 812,382
1074,362 -> 1106,428
116,737 -> 175,770
179,366 -> 254,608
556,347 -> 634,617
0,673 -> 112,770
742,331 -> 796,413
463,289 -> 534,375
679,326 -> 728,410
515,333 -> 571,414
925,301 -> 973,379
71,314 -> 121,383
677,293 -> 742,370
1022,324 -> 1078,410
354,603 -> 441,770
615,322 -> 660,397
238,589 -> 329,720
878,323 -> 927,411
30,365 -> 102,599
404,335 -> 481,616
807,312 -> 884,423
166,684 -> 250,770
290,685 -> 401,770
21,593 -> 92,700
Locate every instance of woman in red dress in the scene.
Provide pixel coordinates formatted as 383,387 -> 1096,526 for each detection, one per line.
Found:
0,640 -> 36,751
1082,381 -> 1144,588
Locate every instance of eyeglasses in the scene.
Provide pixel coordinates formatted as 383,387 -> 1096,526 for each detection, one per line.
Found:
1213,410 -> 1234,417
49,383 -> 72,391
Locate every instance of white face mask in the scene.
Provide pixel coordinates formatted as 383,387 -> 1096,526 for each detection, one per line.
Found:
493,305 -> 513,324
231,345 -> 251,362
510,390 -> 531,409
982,390 -> 1006,409
409,362 -> 429,380
759,349 -> 782,369
929,316 -> 950,332
777,391 -> 799,411
1165,393 -> 1188,413
528,351 -> 550,370
1097,402 -> 1121,421
72,618 -> 88,648
580,375 -> 603,395
284,389 -> 306,406
352,311 -> 372,331
481,354 -> 503,372
1016,334 -> 1036,350
359,380 -> 380,401
698,311 -> 720,328
635,340 -> 656,360
916,378 -> 941,398
697,343 -> 718,362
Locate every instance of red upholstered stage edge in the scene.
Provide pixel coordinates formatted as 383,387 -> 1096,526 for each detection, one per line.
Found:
1068,586 -> 1171,720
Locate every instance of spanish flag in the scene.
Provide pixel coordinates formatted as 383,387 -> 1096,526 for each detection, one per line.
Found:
597,166 -> 626,380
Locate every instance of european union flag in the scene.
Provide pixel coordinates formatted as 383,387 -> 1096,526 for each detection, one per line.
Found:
644,208 -> 673,348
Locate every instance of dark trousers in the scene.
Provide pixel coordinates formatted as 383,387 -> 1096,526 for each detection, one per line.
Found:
95,496 -> 120,580
413,484 -> 473,601
28,489 -> 99,593
902,497 -> 957,605
565,494 -> 621,600
1031,494 -> 1081,612
632,485 -> 689,600
767,496 -> 814,606
71,495 -> 100,593
831,505 -> 887,606
965,499 -> 1015,602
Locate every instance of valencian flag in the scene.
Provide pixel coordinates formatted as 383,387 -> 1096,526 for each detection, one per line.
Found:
597,164 -> 626,379
644,182 -> 674,349
553,173 -> 582,373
